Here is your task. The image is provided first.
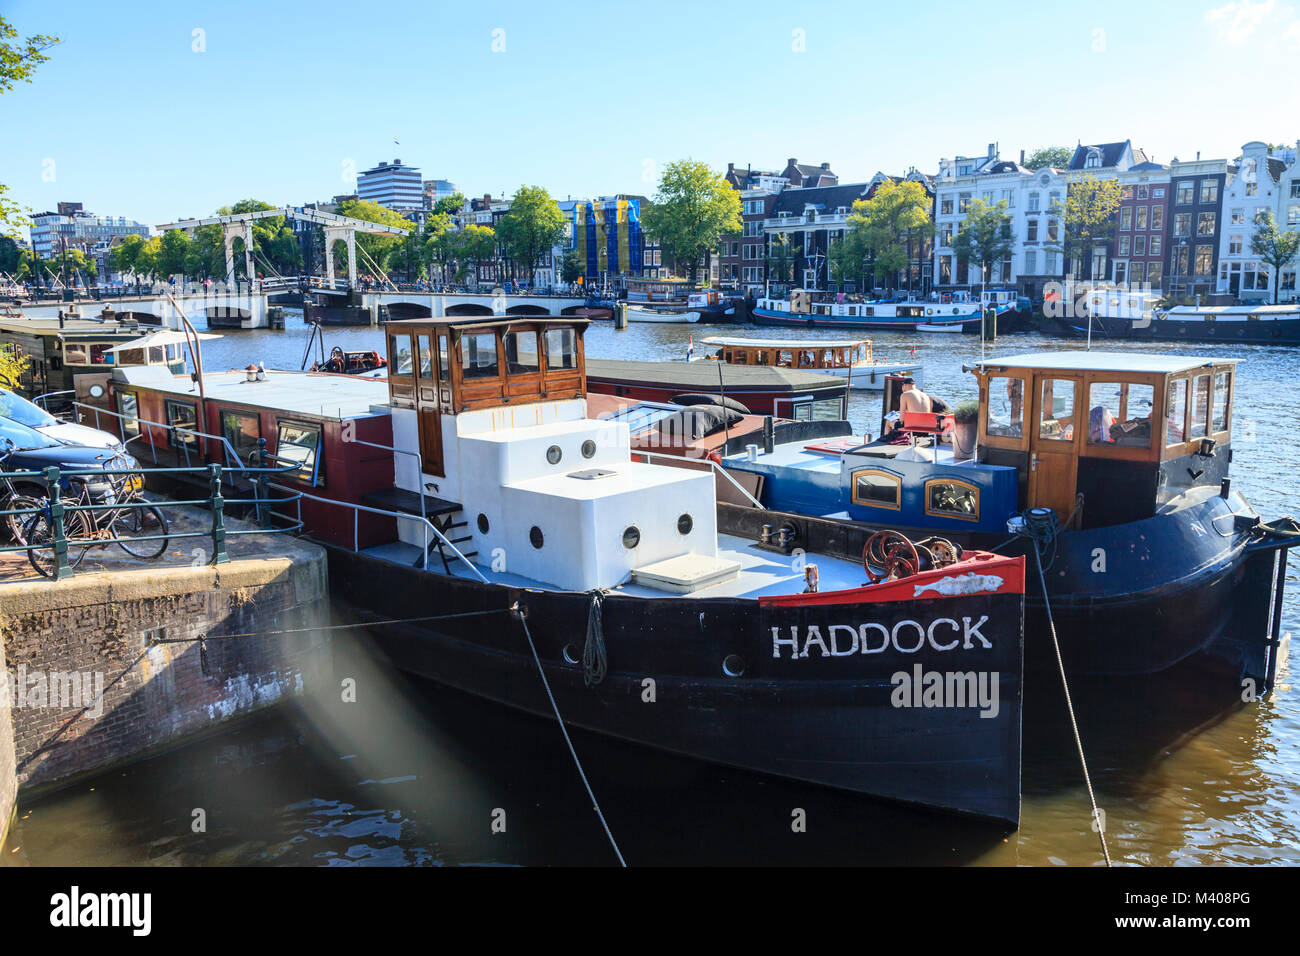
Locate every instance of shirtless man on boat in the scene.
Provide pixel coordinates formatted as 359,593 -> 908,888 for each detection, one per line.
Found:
899,378 -> 949,415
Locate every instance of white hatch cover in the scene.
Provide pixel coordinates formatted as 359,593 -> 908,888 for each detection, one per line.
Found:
631,554 -> 741,594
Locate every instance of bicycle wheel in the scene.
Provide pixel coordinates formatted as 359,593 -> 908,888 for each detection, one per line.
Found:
24,509 -> 89,577
4,495 -> 44,544
115,504 -> 169,559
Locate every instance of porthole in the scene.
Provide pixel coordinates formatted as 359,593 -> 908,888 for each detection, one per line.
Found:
581,439 -> 597,459
622,526 -> 640,549
677,513 -> 693,535
477,513 -> 490,534
546,445 -> 562,465
529,526 -> 544,549
723,654 -> 745,678
562,644 -> 580,664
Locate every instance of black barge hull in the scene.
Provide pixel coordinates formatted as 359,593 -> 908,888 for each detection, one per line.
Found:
324,546 -> 1027,825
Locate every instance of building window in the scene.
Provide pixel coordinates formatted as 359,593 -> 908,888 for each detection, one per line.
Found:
1026,219 -> 1038,242
1200,180 -> 1219,204
959,193 -> 972,213
1229,235 -> 1243,255
1153,187 -> 1166,198
850,469 -> 901,509
1197,212 -> 1216,236
1134,206 -> 1148,230
1195,244 -> 1215,275
1130,261 -> 1145,284
1114,260 -> 1128,285
1134,235 -> 1147,256
276,420 -> 324,486
1176,181 -> 1194,205
1137,185 -> 1149,199
1231,208 -> 1245,225
924,480 -> 980,520
940,198 -> 953,215
1024,251 -> 1037,274
1245,182 -> 1257,197
1028,192 -> 1040,212
1117,237 -> 1130,256
1119,207 -> 1132,230
1150,235 -> 1162,257
1046,219 -> 1059,241
1150,206 -> 1164,231
1148,262 -> 1163,287
1173,213 -> 1192,237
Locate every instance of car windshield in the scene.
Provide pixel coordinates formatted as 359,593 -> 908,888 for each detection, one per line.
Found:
0,417 -> 57,452
0,388 -> 57,428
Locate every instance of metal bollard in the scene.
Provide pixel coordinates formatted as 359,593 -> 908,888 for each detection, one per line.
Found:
208,463 -> 229,565
42,465 -> 71,580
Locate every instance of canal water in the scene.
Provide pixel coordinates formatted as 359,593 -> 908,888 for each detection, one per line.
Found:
5,314 -> 1297,866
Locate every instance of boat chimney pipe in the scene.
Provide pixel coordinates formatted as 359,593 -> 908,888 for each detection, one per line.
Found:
763,416 -> 774,454
1220,477 -> 1231,498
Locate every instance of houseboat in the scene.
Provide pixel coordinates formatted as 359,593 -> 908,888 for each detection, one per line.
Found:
1114,302 -> 1300,345
753,289 -> 982,332
720,350 -> 1296,708
625,280 -> 737,322
0,313 -> 186,409
586,356 -> 848,419
310,316 -> 1026,824
101,364 -> 397,550
699,335 -> 921,390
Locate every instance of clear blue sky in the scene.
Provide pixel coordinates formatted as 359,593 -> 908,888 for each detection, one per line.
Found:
3,0 -> 1298,230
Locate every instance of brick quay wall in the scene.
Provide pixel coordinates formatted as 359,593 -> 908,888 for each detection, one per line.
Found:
0,538 -> 330,840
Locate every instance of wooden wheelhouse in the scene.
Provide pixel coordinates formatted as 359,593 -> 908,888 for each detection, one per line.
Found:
970,352 -> 1238,528
384,317 -> 588,477
701,336 -> 873,370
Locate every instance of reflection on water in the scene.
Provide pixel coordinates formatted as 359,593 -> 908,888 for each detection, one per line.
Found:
6,315 -> 1298,866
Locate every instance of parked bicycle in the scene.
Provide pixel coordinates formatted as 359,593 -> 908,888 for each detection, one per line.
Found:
23,463 -> 170,577
0,439 -> 47,545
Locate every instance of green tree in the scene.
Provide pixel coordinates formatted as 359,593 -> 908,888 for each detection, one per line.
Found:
334,198 -> 413,279
1054,173 -> 1122,279
952,198 -> 1014,282
561,247 -> 585,285
496,185 -> 565,287
432,193 -> 466,216
156,229 -> 190,277
827,234 -> 865,288
0,235 -> 19,274
847,180 -> 934,292
642,160 -> 741,286
420,212 -> 454,283
1251,212 -> 1300,304
766,233 -> 793,285
1024,146 -> 1072,171
0,16 -> 59,237
448,224 -> 495,284
133,236 -> 162,281
109,234 -> 144,278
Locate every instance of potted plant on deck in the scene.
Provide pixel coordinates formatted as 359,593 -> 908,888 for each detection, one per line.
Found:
952,399 -> 979,461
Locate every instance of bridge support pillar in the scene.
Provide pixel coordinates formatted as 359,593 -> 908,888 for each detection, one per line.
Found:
221,221 -> 255,290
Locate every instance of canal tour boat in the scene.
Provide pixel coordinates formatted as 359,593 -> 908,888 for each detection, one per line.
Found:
304,316 -> 1026,824
719,350 -> 1297,707
699,335 -> 921,391
753,289 -> 983,332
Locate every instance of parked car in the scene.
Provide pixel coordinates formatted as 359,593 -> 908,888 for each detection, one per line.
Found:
0,387 -> 141,538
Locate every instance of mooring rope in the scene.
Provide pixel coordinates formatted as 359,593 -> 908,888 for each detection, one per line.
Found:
148,607 -> 512,644
513,602 -> 626,867
1030,541 -> 1113,867
582,590 -> 608,687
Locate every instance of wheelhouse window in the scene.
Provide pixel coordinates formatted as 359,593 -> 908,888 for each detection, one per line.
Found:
851,469 -> 901,509
165,399 -> 198,448
1038,379 -> 1076,441
63,343 -> 89,365
276,420 -> 324,486
504,330 -> 539,374
1212,371 -> 1231,432
1189,374 -> 1211,440
545,327 -> 577,370
1086,381 -> 1154,447
1165,379 -> 1188,445
460,332 -> 500,379
221,410 -> 262,465
924,479 -> 979,520
116,391 -> 140,441
986,376 -> 1025,438
416,334 -> 433,379
389,333 -> 414,376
